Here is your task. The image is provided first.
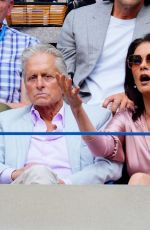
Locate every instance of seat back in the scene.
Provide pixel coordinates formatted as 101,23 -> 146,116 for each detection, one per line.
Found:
0,103 -> 11,112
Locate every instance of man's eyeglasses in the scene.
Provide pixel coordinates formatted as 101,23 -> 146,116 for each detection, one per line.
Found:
128,54 -> 150,69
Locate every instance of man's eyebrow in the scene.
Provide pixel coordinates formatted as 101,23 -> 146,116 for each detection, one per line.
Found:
41,73 -> 55,77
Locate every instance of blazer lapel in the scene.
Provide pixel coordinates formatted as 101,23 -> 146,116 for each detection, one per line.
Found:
64,104 -> 81,173
133,5 -> 150,40
87,3 -> 112,62
15,109 -> 33,167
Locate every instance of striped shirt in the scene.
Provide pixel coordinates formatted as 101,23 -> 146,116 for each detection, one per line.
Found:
0,24 -> 39,102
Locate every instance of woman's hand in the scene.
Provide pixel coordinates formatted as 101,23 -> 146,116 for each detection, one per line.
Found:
56,73 -> 82,111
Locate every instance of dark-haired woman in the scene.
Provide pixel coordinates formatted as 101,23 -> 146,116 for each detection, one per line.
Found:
57,33 -> 150,185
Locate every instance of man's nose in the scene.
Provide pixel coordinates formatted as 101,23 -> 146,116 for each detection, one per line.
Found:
36,76 -> 44,89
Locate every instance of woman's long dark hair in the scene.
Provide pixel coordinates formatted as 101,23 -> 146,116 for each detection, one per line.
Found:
124,34 -> 150,121
105,0 -> 150,6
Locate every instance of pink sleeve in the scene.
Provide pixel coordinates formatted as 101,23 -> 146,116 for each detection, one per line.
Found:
85,111 -> 127,162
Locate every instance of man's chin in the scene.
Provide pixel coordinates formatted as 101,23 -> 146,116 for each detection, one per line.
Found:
33,100 -> 49,107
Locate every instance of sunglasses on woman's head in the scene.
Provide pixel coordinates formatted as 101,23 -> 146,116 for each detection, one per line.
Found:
128,54 -> 150,69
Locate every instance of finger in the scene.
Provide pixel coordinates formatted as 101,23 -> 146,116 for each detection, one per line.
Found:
127,100 -> 134,110
72,86 -> 80,96
119,96 -> 128,110
75,86 -> 80,95
55,72 -> 63,87
111,100 -> 121,114
55,72 -> 63,84
65,77 -> 72,96
58,74 -> 67,93
103,96 -> 114,108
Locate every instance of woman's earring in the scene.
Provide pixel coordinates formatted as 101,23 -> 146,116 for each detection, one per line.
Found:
133,85 -> 137,88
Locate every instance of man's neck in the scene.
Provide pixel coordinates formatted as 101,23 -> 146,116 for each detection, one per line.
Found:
35,100 -> 63,123
112,1 -> 144,19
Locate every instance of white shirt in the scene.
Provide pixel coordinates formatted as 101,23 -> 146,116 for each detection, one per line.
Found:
86,16 -> 136,105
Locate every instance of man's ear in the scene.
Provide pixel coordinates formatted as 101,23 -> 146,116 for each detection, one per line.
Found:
7,0 -> 14,17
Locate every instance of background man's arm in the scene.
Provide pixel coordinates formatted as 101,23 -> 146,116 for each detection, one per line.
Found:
103,92 -> 134,114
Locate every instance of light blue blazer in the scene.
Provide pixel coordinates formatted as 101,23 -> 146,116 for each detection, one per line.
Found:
0,103 -> 122,184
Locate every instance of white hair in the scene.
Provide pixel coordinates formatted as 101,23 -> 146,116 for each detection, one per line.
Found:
22,43 -> 68,78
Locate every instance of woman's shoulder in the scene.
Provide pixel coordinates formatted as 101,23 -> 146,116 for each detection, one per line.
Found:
114,108 -> 133,119
111,108 -> 134,126
105,108 -> 134,132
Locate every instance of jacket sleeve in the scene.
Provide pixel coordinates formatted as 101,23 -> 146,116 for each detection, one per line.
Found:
68,158 -> 123,185
0,124 -> 15,183
82,111 -> 127,162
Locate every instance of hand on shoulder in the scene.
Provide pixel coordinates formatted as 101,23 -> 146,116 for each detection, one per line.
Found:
102,92 -> 134,114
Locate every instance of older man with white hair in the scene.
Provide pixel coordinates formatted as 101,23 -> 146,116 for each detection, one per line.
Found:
0,44 -> 122,185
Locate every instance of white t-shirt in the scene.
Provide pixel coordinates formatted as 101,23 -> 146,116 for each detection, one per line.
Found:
86,16 -> 136,105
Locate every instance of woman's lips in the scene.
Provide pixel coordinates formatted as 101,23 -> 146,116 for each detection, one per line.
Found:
140,74 -> 150,82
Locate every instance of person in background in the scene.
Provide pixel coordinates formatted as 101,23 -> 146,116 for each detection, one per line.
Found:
0,0 -> 39,108
0,44 -> 122,184
57,0 -> 150,114
57,33 -> 150,185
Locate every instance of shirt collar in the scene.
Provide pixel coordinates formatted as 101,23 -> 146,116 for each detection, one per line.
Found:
31,103 -> 65,128
0,23 -> 8,30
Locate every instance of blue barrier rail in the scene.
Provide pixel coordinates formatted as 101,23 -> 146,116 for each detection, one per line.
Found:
0,132 -> 150,136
